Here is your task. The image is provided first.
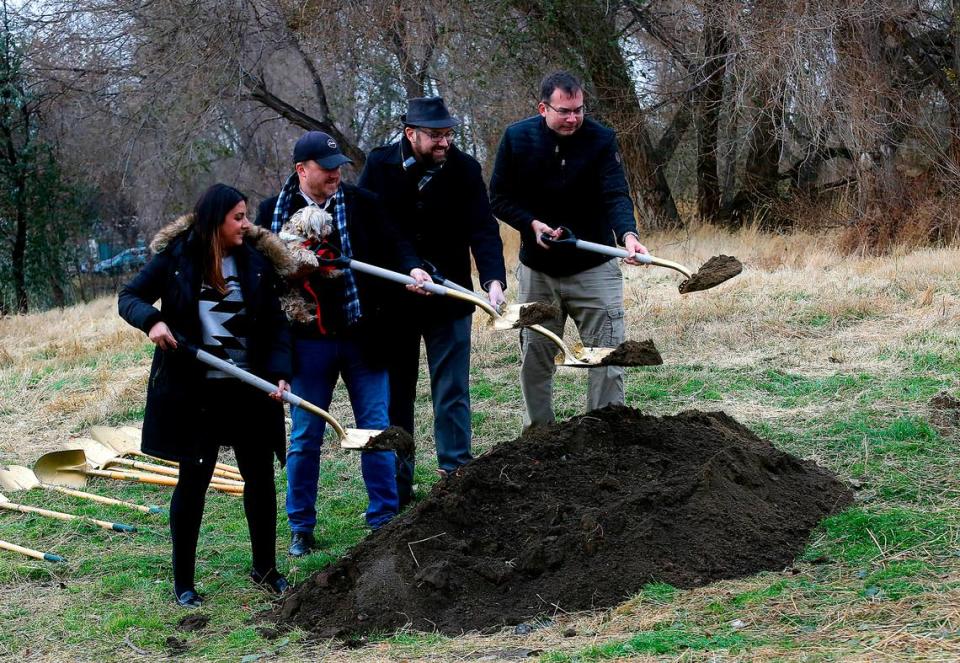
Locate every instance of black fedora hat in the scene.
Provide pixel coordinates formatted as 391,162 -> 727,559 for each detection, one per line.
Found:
401,96 -> 460,129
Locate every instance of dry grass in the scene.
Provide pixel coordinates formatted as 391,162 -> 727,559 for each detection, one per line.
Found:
2,225 -> 960,660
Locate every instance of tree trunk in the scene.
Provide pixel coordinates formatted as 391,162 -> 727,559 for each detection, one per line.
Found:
12,171 -> 28,313
575,7 -> 680,229
695,15 -> 726,222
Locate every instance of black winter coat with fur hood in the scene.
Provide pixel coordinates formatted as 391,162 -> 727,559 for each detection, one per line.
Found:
118,215 -> 293,464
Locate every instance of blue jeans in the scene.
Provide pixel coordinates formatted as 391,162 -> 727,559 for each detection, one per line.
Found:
287,337 -> 398,531
387,314 -> 473,506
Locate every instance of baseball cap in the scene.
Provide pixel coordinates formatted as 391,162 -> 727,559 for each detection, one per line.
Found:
293,131 -> 353,169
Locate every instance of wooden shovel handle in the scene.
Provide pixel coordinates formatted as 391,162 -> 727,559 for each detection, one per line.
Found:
86,468 -> 243,494
134,453 -> 242,480
111,458 -> 244,486
0,501 -> 136,532
0,539 -> 63,562
45,484 -> 161,514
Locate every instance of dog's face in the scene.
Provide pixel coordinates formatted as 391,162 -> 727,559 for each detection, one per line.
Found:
288,207 -> 333,239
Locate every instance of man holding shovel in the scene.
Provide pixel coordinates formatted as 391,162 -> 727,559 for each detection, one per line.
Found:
257,132 -> 426,556
490,71 -> 648,427
360,97 -> 506,506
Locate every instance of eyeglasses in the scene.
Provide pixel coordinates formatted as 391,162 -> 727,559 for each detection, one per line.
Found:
544,102 -> 585,118
417,129 -> 455,142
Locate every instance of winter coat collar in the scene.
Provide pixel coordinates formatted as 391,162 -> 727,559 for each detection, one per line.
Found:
148,213 -> 296,276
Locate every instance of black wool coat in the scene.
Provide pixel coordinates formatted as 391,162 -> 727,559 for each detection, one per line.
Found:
490,116 -> 638,278
118,216 -> 292,464
359,139 -> 507,321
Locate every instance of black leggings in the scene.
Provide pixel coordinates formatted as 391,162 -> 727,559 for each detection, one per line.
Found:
170,441 -> 277,595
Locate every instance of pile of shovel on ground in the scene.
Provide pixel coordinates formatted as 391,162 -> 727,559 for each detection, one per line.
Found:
0,425 -> 245,564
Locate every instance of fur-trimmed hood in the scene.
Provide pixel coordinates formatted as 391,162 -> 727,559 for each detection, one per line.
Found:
149,213 -> 297,277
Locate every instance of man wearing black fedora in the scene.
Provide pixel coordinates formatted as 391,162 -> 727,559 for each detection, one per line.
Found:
360,97 -> 506,506
257,131 -> 426,556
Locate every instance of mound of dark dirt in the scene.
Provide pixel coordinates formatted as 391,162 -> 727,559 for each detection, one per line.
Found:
515,301 -> 561,327
275,406 -> 851,637
679,255 -> 743,293
363,426 -> 415,455
599,339 -> 663,366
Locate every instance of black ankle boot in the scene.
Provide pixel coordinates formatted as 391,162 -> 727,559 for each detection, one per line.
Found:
250,568 -> 290,595
175,588 -> 202,608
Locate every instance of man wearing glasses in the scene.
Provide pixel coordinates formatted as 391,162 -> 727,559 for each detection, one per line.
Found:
490,71 -> 649,427
360,96 -> 506,506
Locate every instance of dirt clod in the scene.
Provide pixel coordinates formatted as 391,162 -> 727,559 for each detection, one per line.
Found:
599,339 -> 663,366
275,405 -> 851,636
515,302 -> 561,327
679,255 -> 743,293
176,614 -> 209,632
363,426 -> 415,455
928,391 -> 960,436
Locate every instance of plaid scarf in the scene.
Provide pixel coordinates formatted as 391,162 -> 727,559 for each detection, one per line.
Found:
271,174 -> 361,325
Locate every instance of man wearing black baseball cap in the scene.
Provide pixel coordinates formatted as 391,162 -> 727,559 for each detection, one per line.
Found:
257,131 -> 426,557
359,97 -> 506,507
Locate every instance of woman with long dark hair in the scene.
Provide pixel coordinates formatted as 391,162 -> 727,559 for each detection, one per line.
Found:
119,183 -> 292,607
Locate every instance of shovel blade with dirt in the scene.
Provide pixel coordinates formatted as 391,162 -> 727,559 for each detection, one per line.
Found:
543,226 -> 742,293
0,464 -> 160,514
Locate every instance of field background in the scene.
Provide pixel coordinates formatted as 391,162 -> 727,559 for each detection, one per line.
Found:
1,226 -> 959,661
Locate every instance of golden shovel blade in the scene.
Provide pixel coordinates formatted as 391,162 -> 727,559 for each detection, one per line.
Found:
67,439 -> 115,469
338,429 -> 387,450
89,426 -> 139,457
0,465 -> 41,492
492,304 -> 524,330
555,342 -> 616,368
34,450 -> 89,490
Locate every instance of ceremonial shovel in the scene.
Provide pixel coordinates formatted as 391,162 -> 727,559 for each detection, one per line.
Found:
175,342 -> 382,450
542,226 -> 743,293
34,450 -> 244,495
319,254 -> 615,367
0,492 -> 136,532
89,426 -> 243,482
66,438 -> 245,488
0,464 -> 160,514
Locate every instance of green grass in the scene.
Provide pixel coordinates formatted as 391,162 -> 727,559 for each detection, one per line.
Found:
4,291 -> 960,660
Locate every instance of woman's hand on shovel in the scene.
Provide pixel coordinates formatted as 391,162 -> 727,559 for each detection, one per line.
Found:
622,234 -> 650,266
269,380 -> 290,402
407,268 -> 434,296
147,321 -> 178,351
532,220 -> 560,249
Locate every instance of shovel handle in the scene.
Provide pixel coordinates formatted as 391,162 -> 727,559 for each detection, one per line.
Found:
45,484 -> 161,514
135,454 -> 242,480
0,539 -> 64,562
109,458 -> 244,487
86,467 -> 179,487
543,227 -> 692,278
0,501 -> 136,532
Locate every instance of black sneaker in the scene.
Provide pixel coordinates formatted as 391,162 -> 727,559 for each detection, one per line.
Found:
288,531 -> 315,557
175,588 -> 202,608
250,568 -> 290,595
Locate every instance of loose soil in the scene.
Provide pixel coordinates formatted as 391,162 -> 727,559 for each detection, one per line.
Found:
515,302 -> 561,327
363,426 -> 416,456
679,255 -> 743,293
599,339 -> 663,366
274,405 -> 851,637
928,391 -> 960,436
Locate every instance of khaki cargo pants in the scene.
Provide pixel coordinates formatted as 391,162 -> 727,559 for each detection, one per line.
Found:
517,260 -> 625,426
